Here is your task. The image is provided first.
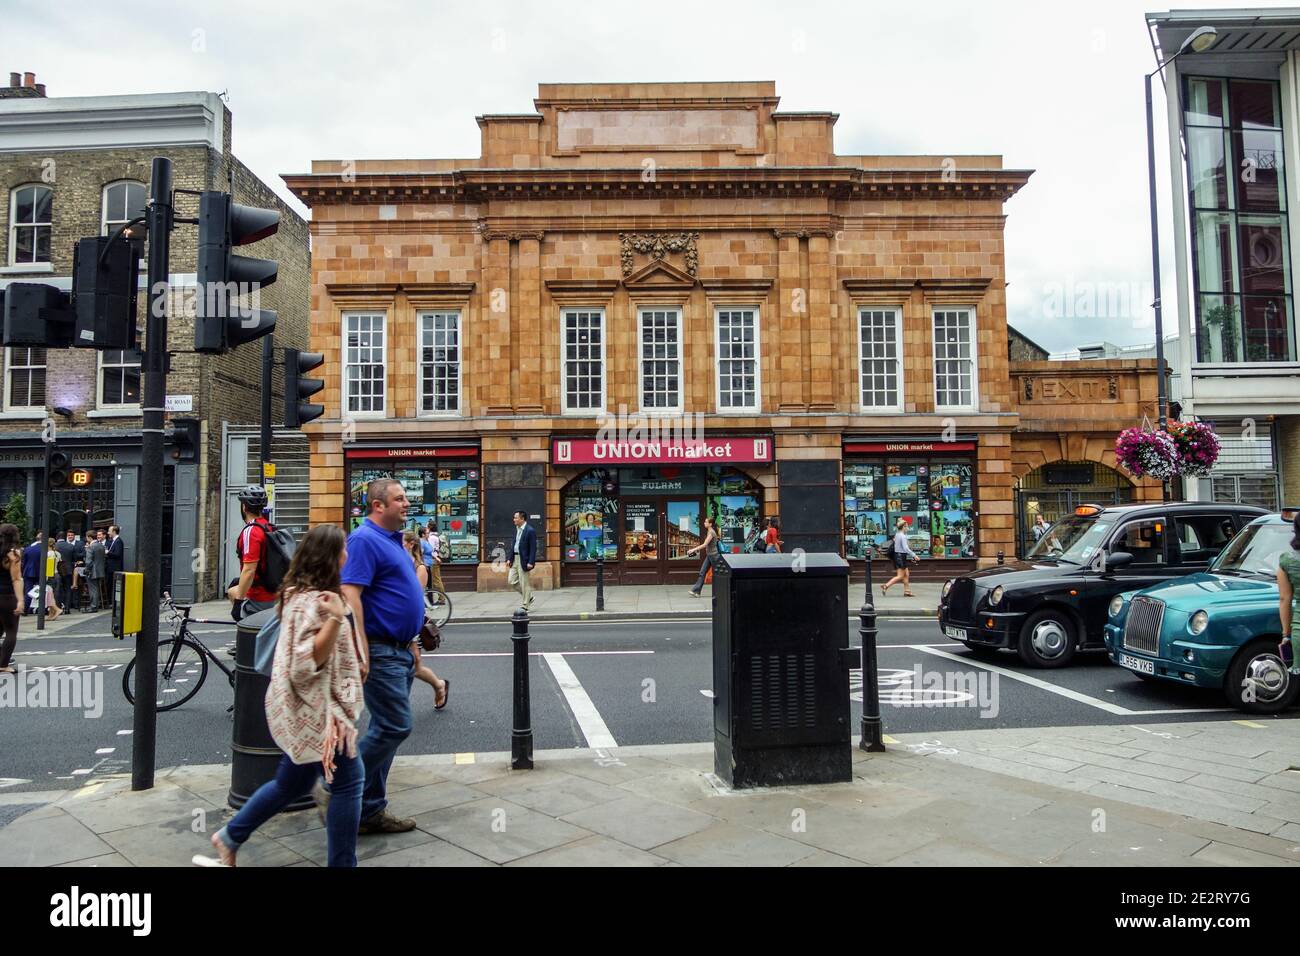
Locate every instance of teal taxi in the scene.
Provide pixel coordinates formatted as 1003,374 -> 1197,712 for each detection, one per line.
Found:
1105,511 -> 1298,713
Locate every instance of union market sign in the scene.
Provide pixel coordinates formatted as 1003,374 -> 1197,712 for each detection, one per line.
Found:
552,436 -> 773,466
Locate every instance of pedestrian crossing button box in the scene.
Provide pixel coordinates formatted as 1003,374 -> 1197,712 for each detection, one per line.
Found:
112,571 -> 143,640
712,552 -> 854,788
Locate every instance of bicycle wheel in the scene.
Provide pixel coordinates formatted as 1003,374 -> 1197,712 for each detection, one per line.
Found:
122,638 -> 209,711
425,589 -> 452,628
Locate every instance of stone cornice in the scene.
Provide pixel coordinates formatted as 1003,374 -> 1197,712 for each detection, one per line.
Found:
283,166 -> 1033,206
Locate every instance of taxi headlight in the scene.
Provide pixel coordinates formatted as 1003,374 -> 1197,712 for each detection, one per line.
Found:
989,585 -> 1004,607
1109,595 -> 1124,618
942,579 -> 953,599
1189,610 -> 1209,636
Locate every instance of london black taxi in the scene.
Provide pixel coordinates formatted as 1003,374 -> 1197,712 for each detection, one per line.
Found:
936,502 -> 1267,667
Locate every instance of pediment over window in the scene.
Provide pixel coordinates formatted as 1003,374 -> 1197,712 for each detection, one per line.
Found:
622,259 -> 697,290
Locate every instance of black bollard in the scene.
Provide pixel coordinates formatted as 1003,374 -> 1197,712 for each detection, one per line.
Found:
997,550 -> 1005,565
858,603 -> 885,752
511,607 -> 534,769
863,545 -> 874,599
595,551 -> 605,612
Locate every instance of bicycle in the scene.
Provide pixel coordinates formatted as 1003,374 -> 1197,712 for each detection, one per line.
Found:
425,587 -> 453,628
122,592 -> 235,712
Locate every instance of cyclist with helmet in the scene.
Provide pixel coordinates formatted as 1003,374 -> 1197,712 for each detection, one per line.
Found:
228,485 -> 278,621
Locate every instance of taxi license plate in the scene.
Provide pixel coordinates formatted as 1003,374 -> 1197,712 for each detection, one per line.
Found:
1120,653 -> 1155,675
944,626 -> 968,640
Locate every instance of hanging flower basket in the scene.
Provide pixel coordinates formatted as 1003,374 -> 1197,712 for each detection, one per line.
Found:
1115,426 -> 1179,480
1166,420 -> 1221,478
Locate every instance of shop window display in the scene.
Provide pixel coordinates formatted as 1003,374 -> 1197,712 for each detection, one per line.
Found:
844,461 -> 974,559
706,466 -> 763,554
562,468 -> 619,561
348,463 -> 481,562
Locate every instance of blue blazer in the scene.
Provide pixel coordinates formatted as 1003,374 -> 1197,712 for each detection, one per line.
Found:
507,524 -> 537,568
21,542 -> 40,579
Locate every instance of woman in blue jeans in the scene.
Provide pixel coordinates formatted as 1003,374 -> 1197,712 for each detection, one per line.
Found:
687,516 -> 720,596
205,525 -> 367,867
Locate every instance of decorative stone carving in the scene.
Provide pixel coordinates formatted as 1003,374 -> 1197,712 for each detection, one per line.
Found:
619,232 -> 700,277
1107,375 -> 1118,400
1023,377 -> 1034,402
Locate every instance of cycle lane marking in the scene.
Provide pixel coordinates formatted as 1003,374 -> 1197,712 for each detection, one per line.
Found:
914,645 -> 1229,716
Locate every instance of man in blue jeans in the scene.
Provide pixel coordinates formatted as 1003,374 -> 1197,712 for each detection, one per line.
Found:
334,477 -> 426,834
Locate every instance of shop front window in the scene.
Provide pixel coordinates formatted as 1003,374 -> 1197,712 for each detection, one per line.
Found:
844,461 -> 975,559
348,463 -> 480,562
706,466 -> 763,554
562,468 -> 619,561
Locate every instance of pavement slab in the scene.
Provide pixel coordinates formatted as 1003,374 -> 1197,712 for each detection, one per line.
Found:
0,809 -> 115,866
652,822 -> 818,867
559,794 -> 716,850
506,835 -> 669,867
414,797 -> 591,864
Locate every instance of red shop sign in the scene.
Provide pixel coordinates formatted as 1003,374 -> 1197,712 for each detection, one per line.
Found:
553,437 -> 773,465
844,441 -> 977,454
345,447 -> 480,460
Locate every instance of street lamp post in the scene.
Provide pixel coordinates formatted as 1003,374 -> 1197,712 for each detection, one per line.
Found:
1145,24 -> 1217,501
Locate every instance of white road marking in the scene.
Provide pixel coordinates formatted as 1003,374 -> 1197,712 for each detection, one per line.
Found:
71,769 -> 92,776
116,729 -> 132,736
699,689 -> 715,698
541,652 -> 618,749
915,646 -> 1229,716
0,778 -> 32,789
95,748 -> 115,755
429,650 -> 654,658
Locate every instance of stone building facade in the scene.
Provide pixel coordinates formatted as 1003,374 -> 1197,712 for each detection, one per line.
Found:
0,81 -> 309,600
285,81 -> 1035,588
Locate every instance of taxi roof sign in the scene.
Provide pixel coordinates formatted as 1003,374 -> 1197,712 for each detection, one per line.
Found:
1074,504 -> 1104,517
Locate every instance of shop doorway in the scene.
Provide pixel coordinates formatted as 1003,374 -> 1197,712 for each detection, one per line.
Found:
620,497 -> 704,586
1014,460 -> 1134,558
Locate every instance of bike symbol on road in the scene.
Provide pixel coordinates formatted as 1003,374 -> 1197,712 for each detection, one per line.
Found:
849,668 -> 977,706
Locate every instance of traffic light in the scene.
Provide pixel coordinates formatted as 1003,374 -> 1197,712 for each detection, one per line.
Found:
194,191 -> 280,354
2,282 -> 74,347
47,445 -> 71,490
284,348 -> 325,428
72,236 -> 138,349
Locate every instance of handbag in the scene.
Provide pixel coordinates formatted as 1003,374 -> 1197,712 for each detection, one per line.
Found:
253,612 -> 281,678
419,618 -> 443,652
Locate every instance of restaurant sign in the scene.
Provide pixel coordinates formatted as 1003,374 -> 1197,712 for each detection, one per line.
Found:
553,436 -> 772,466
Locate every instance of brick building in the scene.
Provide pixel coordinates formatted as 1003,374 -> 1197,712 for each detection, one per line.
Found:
0,76 -> 309,600
284,81 -> 1036,588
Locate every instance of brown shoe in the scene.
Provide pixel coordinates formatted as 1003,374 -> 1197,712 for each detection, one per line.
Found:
358,808 -> 417,835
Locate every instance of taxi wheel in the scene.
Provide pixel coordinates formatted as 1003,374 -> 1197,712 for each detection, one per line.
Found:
1017,610 -> 1077,668
1225,639 -> 1299,714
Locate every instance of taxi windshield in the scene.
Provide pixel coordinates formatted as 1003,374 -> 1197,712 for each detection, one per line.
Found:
1211,523 -> 1293,577
1026,515 -> 1113,565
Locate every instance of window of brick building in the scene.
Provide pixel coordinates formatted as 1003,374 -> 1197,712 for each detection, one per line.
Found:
99,349 -> 142,407
715,308 -> 760,413
857,307 -> 903,410
101,181 -> 146,236
638,308 -> 682,413
562,309 -> 605,414
418,310 -> 460,415
4,347 -> 46,410
933,308 -> 977,411
9,184 -> 52,265
343,312 -> 386,415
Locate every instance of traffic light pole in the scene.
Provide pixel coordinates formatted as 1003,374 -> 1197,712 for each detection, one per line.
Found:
36,447 -> 48,631
132,157 -> 172,792
261,334 -> 273,491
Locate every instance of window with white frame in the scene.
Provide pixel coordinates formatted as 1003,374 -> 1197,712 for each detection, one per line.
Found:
344,312 -> 386,414
715,308 -> 759,412
5,347 -> 46,410
562,309 -> 605,413
933,308 -> 976,410
9,184 -> 52,264
858,308 -> 902,409
419,311 -> 460,415
638,308 -> 682,412
99,349 -> 142,407
101,181 -> 146,237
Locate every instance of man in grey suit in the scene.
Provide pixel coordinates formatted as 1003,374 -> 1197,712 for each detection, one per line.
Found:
85,529 -> 108,612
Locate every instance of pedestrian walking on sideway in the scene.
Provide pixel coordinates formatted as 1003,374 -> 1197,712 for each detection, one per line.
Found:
20,532 -> 40,617
881,518 -> 919,597
85,529 -> 107,612
507,509 -> 536,609
764,516 -> 783,554
333,477 -> 425,835
687,515 -> 720,597
404,531 -> 449,710
1276,512 -> 1300,676
206,524 -> 366,867
0,523 -> 23,674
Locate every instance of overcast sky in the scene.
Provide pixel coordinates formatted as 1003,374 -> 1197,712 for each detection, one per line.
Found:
10,0 -> 1295,351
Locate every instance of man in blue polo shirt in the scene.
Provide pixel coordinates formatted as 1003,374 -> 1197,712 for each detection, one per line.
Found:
338,477 -> 426,834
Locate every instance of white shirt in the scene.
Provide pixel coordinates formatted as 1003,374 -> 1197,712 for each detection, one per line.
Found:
514,525 -> 524,552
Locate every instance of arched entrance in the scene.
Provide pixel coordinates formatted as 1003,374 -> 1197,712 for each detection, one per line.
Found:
1014,460 -> 1134,557
560,465 -> 764,586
